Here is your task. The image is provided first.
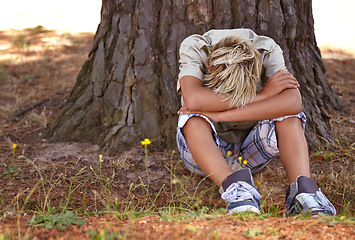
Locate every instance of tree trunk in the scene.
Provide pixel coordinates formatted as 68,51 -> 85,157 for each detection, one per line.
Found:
47,0 -> 344,153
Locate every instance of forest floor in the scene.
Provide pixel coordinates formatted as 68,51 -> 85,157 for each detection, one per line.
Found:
0,27 -> 354,239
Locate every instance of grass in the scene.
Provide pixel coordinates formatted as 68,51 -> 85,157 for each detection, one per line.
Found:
311,137 -> 354,216
0,134 -> 354,240
0,155 -> 353,239
0,142 -> 204,224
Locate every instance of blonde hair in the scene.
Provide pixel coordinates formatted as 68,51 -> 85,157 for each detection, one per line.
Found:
204,35 -> 261,108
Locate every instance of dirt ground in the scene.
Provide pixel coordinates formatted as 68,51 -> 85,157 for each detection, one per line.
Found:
0,27 -> 354,239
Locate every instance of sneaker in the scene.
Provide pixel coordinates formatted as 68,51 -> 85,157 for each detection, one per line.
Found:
219,168 -> 261,214
285,176 -> 336,217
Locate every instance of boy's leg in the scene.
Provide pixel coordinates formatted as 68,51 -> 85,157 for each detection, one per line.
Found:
275,117 -> 310,183
182,116 -> 233,187
178,114 -> 261,214
275,116 -> 336,216
236,113 -> 335,216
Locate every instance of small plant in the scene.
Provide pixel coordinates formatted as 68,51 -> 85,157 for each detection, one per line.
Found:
141,138 -> 152,190
86,229 -> 119,240
62,166 -> 87,213
19,74 -> 34,81
19,155 -> 49,213
3,144 -> 18,176
0,66 -> 10,82
318,213 -> 355,226
233,211 -> 260,220
312,138 -> 354,161
0,233 -> 10,240
1,144 -> 19,213
159,155 -> 216,219
212,230 -> 218,239
90,154 -> 117,212
28,211 -> 86,230
243,228 -> 263,238
30,25 -> 46,34
135,138 -> 166,212
13,34 -> 31,48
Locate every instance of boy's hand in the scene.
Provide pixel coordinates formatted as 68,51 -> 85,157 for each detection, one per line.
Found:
178,105 -> 221,122
259,71 -> 299,100
177,105 -> 190,115
178,105 -> 203,115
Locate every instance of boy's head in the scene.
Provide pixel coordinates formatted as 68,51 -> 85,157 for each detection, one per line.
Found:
204,35 -> 261,108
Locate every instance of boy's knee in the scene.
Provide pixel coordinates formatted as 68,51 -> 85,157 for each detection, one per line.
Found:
182,116 -> 211,133
275,116 -> 302,130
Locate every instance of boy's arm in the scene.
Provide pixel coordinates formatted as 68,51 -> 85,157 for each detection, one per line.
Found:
179,75 -> 231,112
179,71 -> 299,114
183,87 -> 302,122
249,71 -> 299,103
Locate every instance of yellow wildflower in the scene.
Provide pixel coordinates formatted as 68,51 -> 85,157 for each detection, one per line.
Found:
12,144 -> 17,149
99,154 -> 103,162
255,180 -> 261,187
238,156 -> 247,167
171,178 -> 179,184
141,138 -> 151,145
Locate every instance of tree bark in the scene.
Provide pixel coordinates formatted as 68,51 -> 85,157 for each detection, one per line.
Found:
47,0 -> 344,153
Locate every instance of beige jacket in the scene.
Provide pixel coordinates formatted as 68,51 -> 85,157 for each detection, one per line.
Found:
177,29 -> 287,143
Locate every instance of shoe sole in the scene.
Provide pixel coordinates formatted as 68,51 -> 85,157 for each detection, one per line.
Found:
228,205 -> 260,215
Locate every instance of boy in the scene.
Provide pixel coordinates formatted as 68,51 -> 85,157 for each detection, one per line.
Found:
176,29 -> 336,216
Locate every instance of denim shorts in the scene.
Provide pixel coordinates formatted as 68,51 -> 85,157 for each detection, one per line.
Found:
176,112 -> 306,176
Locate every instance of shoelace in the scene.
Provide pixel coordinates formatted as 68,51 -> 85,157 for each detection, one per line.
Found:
297,190 -> 336,214
221,181 -> 261,204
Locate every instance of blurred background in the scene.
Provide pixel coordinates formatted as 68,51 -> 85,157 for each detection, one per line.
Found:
0,0 -> 354,52
0,0 -> 101,33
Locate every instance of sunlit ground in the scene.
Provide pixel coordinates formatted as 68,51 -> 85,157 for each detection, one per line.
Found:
0,0 -> 354,53
0,0 -> 101,33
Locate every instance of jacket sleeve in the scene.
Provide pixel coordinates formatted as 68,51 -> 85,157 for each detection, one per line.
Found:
261,41 -> 288,78
177,34 -> 209,93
